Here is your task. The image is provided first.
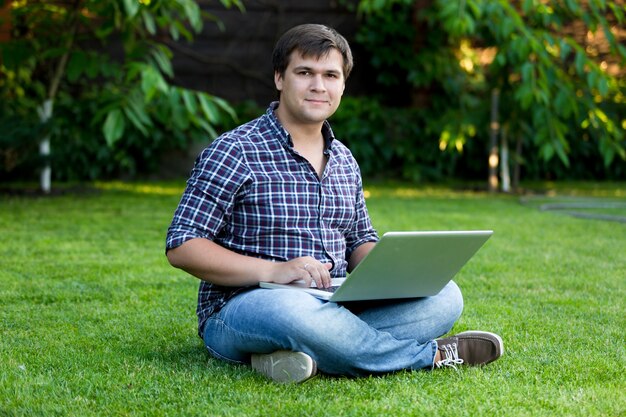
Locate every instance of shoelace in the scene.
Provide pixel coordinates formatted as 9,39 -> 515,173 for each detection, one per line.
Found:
435,342 -> 465,369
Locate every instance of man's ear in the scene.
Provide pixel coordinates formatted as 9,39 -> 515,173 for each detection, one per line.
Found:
274,72 -> 283,92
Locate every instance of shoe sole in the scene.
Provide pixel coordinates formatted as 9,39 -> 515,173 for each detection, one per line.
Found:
251,351 -> 317,383
457,330 -> 504,363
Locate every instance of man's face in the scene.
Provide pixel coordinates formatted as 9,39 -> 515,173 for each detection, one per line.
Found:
274,48 -> 346,127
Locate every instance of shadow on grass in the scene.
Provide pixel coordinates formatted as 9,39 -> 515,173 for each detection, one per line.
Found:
520,195 -> 626,223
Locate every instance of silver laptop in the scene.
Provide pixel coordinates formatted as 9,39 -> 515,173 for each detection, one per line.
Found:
259,230 -> 493,302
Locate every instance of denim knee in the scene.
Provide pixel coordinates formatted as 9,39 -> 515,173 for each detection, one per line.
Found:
440,280 -> 464,331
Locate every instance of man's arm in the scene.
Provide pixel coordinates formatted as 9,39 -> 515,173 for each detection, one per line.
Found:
347,241 -> 376,273
167,238 -> 332,288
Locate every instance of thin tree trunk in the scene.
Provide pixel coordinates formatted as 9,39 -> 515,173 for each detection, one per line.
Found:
38,0 -> 81,193
488,88 -> 500,192
500,126 -> 510,193
37,100 -> 53,193
512,133 -> 523,192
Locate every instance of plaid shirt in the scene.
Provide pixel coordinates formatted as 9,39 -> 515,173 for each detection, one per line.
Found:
166,102 -> 378,335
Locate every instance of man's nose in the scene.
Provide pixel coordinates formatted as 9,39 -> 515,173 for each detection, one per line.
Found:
310,74 -> 326,91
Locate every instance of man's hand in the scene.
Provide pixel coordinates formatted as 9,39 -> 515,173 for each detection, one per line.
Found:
269,257 -> 333,289
167,238 -> 334,288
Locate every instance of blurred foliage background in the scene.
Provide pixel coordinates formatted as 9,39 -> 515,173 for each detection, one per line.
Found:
347,0 -> 625,189
0,0 -> 624,190
0,0 -> 241,185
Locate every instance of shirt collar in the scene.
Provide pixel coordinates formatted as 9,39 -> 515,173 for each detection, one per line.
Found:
267,101 -> 335,154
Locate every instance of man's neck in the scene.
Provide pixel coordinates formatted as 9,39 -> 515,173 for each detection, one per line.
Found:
275,108 -> 325,148
274,109 -> 327,177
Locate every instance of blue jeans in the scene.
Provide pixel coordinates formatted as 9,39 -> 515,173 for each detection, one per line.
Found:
202,281 -> 463,376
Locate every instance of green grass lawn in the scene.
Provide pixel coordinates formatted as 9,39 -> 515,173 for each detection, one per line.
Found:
1,181 -> 624,416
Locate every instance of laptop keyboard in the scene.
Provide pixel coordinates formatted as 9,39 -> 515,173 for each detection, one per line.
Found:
316,286 -> 340,293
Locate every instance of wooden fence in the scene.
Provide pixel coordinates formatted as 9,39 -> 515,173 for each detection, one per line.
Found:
171,0 -> 365,105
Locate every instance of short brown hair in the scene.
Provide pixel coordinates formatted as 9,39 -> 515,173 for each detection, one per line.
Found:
272,24 -> 353,79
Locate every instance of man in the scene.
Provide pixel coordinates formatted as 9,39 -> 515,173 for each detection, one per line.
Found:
166,24 -> 503,383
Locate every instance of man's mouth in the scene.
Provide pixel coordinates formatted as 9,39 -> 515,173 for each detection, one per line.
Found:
305,98 -> 329,105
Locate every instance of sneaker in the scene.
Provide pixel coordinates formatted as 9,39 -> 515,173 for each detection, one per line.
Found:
251,350 -> 317,383
435,331 -> 504,369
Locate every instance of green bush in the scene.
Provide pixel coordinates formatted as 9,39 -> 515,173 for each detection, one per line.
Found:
0,110 -> 45,181
0,90 -> 223,182
354,0 -> 626,183
330,97 -> 463,181
49,92 -> 220,181
0,0 -> 241,184
331,96 -> 626,182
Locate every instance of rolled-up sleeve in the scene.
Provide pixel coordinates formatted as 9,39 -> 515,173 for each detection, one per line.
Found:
166,137 -> 250,251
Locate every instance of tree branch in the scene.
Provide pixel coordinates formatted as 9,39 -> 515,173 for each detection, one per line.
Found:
47,0 -> 82,100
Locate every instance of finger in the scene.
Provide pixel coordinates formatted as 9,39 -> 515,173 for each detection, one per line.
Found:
300,259 -> 332,288
311,263 -> 333,288
301,263 -> 314,287
311,266 -> 328,288
308,267 -> 324,289
300,261 -> 322,288
317,262 -> 332,288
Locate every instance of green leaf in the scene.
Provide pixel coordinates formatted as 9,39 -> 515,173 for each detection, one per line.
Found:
85,53 -> 101,79
520,62 -> 534,83
126,62 -> 143,82
122,105 -> 150,136
181,0 -> 203,33
168,87 -> 181,111
554,89 -> 573,118
559,39 -> 571,61
603,148 -> 615,167
99,54 -> 121,78
463,14 -> 476,35
141,66 -> 169,101
565,0 -> 581,14
0,40 -> 34,70
586,70 -> 597,90
500,18 -> 514,40
122,0 -> 140,18
554,141 -> 570,166
66,51 -> 87,82
467,0 -> 482,18
220,0 -> 245,12
181,90 -> 198,115
172,105 -> 190,130
211,96 -> 238,122
169,22 -> 180,41
609,2 -> 624,23
103,109 -> 125,146
121,91 -> 152,136
534,88 -> 549,106
514,84 -> 533,109
198,93 -> 220,124
150,47 -> 174,78
126,92 -> 153,126
172,20 -> 193,41
539,142 -> 555,161
495,52 -> 506,67
597,75 -> 609,97
141,69 -> 158,102
574,51 -> 586,75
197,119 -> 218,139
142,10 -> 156,35
522,0 -> 534,14
165,88 -> 189,130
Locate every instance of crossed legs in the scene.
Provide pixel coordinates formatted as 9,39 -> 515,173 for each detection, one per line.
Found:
202,281 -> 464,376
